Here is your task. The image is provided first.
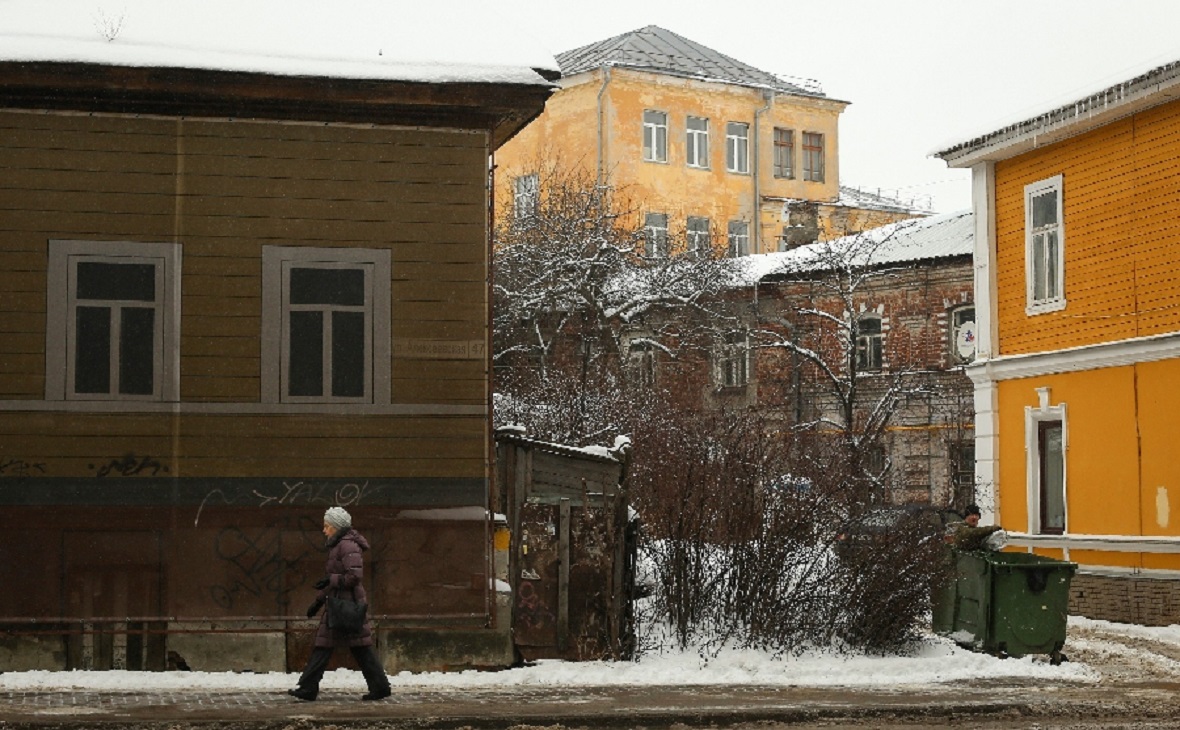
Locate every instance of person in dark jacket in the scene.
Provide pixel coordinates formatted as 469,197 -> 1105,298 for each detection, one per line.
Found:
288,506 -> 391,702
952,503 -> 1003,551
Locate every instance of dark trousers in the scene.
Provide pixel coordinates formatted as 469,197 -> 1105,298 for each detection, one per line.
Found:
297,645 -> 390,696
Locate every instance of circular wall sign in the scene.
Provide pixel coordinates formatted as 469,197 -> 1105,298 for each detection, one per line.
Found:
955,321 -> 977,361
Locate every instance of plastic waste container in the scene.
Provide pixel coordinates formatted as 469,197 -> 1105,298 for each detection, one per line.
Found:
932,549 -> 1076,664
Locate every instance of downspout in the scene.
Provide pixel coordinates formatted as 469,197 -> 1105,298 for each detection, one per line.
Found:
596,66 -> 612,186
752,90 -> 773,254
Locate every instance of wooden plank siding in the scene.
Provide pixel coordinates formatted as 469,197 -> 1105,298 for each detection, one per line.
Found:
0,108 -> 493,478
992,98 -> 1180,355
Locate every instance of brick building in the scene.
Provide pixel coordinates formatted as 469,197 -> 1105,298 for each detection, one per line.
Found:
627,210 -> 976,508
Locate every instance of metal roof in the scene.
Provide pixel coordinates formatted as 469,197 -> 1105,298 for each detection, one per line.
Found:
556,25 -> 825,97
738,209 -> 973,286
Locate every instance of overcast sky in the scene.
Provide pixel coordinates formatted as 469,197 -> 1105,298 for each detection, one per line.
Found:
508,0 -> 1180,213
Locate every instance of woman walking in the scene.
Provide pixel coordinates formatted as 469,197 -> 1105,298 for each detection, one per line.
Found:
289,506 -> 391,701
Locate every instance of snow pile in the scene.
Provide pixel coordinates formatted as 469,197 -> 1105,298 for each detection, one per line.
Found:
0,633 -> 1096,692
0,0 -> 558,85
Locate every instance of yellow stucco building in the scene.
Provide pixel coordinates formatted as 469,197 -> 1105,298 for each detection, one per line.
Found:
937,60 -> 1180,625
496,25 -> 925,256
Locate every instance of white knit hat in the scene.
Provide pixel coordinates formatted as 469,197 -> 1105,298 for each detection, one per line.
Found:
324,506 -> 352,531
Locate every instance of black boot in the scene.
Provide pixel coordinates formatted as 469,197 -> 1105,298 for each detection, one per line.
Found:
362,688 -> 391,701
288,687 -> 317,701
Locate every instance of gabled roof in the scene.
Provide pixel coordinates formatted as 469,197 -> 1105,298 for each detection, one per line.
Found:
556,25 -> 825,97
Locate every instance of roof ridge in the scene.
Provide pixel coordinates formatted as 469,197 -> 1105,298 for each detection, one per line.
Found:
555,25 -> 824,97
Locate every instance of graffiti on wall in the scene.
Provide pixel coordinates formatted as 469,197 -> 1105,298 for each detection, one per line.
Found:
89,453 -> 168,478
194,479 -> 383,527
209,517 -> 321,613
0,458 -> 46,478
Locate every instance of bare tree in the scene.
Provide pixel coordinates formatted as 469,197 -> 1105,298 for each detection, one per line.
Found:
747,226 -> 939,506
495,163 -> 735,369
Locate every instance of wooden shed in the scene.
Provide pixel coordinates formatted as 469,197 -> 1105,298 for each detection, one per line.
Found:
0,2 -> 554,672
494,428 -> 636,661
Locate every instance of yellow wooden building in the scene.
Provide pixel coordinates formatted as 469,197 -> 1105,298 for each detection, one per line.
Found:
495,26 -> 926,257
937,60 -> 1180,624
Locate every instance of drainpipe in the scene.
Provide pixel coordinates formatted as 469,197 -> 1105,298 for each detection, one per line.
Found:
596,66 -> 612,186
752,90 -> 773,254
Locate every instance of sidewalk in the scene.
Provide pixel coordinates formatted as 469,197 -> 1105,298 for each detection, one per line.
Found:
2,679 -> 1170,729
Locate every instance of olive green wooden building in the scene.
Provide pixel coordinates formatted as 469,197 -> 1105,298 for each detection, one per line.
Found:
0,3 -> 554,672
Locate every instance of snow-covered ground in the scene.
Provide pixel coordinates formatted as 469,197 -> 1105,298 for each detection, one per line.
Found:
7,624 -> 1154,693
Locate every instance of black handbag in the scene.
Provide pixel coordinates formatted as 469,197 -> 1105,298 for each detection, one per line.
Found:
326,590 -> 368,634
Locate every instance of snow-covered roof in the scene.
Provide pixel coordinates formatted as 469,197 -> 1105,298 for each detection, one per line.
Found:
0,0 -> 559,86
736,209 -> 973,286
835,186 -> 935,215
934,58 -> 1180,167
557,25 -> 827,98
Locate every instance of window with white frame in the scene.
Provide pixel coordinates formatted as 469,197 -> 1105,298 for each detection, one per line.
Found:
627,340 -> 657,388
802,132 -> 824,182
686,116 -> 709,168
687,216 -> 711,255
726,122 -> 749,173
644,213 -> 668,257
856,313 -> 883,372
949,305 -> 976,364
262,246 -> 391,404
1025,175 -> 1065,313
46,240 -> 181,401
727,220 -> 749,258
513,173 -> 539,218
717,330 -> 749,388
1025,389 -> 1066,535
643,110 -> 668,163
773,128 -> 794,179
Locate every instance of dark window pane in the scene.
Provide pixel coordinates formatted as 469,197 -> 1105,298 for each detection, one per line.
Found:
120,307 -> 155,395
1040,422 -> 1066,533
290,268 -> 365,306
332,311 -> 365,398
77,262 -> 155,302
75,306 -> 111,393
288,311 -> 323,397
1032,190 -> 1057,228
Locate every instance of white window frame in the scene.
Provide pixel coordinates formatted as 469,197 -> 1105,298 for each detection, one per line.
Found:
802,132 -> 825,182
686,216 -> 711,255
513,173 -> 539,218
716,330 -> 749,388
644,213 -> 668,257
727,220 -> 749,258
726,122 -> 750,174
1025,387 -> 1067,535
855,313 -> 883,372
1024,174 -> 1066,314
643,110 -> 668,163
46,240 -> 181,402
262,246 -> 391,405
627,340 -> 657,388
686,116 -> 709,169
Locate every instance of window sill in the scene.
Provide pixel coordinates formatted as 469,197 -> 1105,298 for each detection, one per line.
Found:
1026,298 -> 1067,316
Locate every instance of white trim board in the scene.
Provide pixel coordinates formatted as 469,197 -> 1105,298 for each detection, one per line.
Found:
967,331 -> 1180,384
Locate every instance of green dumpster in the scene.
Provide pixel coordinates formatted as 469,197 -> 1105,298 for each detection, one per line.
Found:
933,549 -> 1076,663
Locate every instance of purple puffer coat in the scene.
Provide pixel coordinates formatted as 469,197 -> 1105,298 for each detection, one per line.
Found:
313,528 -> 374,648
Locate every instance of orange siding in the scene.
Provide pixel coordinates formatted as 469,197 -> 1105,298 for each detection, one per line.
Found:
993,99 -> 1180,355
